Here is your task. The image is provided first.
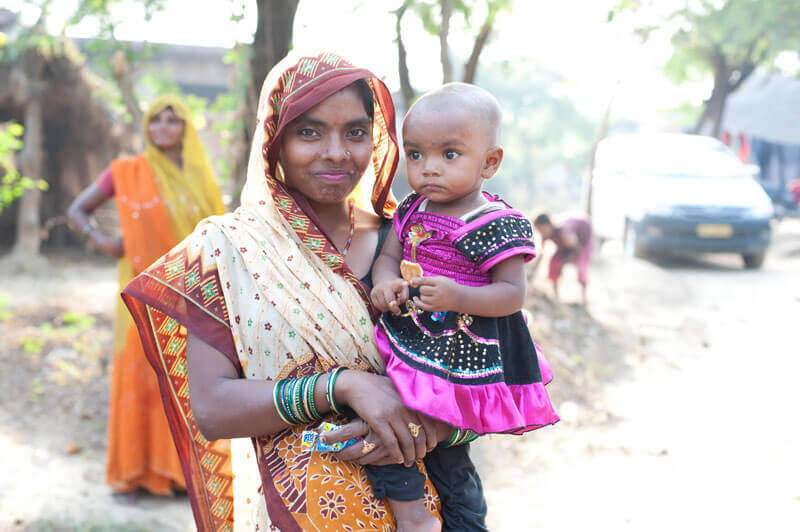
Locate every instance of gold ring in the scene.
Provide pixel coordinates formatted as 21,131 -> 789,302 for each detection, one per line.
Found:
361,440 -> 376,455
407,422 -> 421,438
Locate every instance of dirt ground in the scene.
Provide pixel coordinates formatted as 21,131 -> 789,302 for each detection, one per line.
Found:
1,221 -> 799,531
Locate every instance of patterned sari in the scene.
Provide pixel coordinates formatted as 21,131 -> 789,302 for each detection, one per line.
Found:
122,53 -> 441,531
108,96 -> 224,494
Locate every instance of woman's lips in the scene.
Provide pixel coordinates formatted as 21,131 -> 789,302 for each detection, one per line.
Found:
315,171 -> 349,182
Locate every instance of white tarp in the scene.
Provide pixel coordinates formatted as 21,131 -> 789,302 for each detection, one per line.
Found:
721,70 -> 800,145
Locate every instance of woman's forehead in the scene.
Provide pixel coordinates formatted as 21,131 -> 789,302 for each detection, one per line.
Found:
292,87 -> 369,124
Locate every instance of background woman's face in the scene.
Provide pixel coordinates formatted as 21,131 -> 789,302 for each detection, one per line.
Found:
147,107 -> 185,151
279,85 -> 373,207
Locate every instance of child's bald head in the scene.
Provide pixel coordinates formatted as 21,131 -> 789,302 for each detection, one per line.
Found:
404,82 -> 502,147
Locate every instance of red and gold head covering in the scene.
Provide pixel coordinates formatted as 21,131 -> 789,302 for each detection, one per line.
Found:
259,52 -> 398,218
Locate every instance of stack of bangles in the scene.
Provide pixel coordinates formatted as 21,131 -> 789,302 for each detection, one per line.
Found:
273,366 -> 346,425
439,428 -> 479,448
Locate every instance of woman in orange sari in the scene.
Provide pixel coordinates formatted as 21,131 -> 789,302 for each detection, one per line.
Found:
67,95 -> 225,496
121,53 -> 488,531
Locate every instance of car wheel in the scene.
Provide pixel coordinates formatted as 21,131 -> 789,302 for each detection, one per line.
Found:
742,252 -> 765,269
623,220 -> 645,259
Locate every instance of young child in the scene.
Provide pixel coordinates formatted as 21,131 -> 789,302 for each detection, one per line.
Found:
533,213 -> 594,304
369,83 -> 559,531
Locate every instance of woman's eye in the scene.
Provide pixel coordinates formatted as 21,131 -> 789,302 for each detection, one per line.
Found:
298,128 -> 318,138
444,150 -> 459,160
347,128 -> 368,139
407,151 -> 422,161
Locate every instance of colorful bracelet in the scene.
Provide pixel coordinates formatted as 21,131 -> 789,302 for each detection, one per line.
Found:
438,428 -> 479,448
274,370 -> 349,426
273,379 -> 296,425
326,367 -> 347,415
274,375 -> 320,425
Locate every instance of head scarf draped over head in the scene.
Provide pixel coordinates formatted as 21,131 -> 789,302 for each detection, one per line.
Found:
142,95 -> 226,238
122,54 -> 441,531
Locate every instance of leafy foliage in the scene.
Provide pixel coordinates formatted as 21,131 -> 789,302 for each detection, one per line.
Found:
0,122 -> 48,214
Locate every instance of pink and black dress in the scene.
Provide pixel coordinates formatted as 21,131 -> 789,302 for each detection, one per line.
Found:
375,193 -> 559,435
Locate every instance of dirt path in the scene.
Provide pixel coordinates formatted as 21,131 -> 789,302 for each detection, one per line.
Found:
474,219 -> 800,531
2,222 -> 799,531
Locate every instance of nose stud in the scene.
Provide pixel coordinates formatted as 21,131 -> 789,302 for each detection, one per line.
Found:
345,150 -> 351,158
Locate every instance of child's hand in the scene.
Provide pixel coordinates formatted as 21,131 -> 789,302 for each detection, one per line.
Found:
371,278 -> 409,315
409,276 -> 463,313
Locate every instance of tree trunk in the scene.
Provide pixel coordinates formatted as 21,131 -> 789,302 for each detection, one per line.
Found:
395,1 -> 416,109
462,17 -> 494,84
223,0 -> 299,204
584,81 -> 619,219
250,0 -> 300,109
12,86 -> 44,258
109,50 -> 143,152
439,0 -> 453,83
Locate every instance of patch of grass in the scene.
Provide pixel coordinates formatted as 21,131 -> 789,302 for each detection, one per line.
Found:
21,336 -> 46,355
0,294 -> 11,321
60,310 -> 95,332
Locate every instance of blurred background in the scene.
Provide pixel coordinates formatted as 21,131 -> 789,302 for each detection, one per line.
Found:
1,0 -> 798,530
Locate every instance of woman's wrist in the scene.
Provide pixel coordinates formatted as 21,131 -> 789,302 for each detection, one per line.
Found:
332,367 -> 354,409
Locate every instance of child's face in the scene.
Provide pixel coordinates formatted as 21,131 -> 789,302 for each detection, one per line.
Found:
402,109 -> 498,207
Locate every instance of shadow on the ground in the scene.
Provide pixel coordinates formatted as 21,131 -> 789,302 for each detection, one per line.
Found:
526,287 -> 632,409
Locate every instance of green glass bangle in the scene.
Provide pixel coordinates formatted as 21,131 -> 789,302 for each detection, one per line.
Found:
300,375 -> 314,422
461,429 -> 479,444
306,373 -> 322,420
290,378 -> 308,423
283,379 -> 302,424
273,379 -> 295,426
326,367 -> 346,415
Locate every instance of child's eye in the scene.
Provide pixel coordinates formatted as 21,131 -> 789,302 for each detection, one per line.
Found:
407,150 -> 422,161
444,150 -> 459,160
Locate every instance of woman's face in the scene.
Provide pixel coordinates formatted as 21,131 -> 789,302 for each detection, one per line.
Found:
279,85 -> 373,207
147,107 -> 185,151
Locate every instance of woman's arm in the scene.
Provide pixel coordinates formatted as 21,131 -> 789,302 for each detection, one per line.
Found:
66,183 -> 124,259
187,332 -> 429,465
410,255 -> 526,317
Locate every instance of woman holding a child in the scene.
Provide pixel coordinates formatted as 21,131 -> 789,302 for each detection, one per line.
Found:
123,52 -> 554,531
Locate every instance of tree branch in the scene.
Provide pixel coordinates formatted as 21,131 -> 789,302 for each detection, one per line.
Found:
462,13 -> 495,84
440,0 -> 453,83
395,0 -> 416,109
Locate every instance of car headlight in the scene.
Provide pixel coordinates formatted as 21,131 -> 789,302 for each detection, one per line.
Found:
745,202 -> 774,219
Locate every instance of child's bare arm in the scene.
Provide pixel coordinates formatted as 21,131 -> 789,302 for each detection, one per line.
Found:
410,255 -> 526,317
370,229 -> 409,314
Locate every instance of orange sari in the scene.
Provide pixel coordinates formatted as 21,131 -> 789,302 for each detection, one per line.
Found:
107,96 -> 225,494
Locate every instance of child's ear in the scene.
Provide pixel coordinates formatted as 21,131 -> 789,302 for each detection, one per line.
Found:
481,146 -> 504,179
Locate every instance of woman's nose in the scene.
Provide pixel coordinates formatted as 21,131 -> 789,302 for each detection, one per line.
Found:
323,135 -> 348,162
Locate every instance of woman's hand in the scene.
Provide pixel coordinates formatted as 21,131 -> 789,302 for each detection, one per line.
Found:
91,232 -> 124,259
323,419 -> 400,466
323,414 -> 456,466
334,371 -> 428,465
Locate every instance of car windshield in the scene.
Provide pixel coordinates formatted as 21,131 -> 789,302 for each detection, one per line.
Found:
600,137 -> 748,178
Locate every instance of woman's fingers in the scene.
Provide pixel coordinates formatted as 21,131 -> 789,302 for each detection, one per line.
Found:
320,418 -> 368,444
371,422 -> 404,464
389,418 -> 418,466
409,416 -> 428,460
418,415 -> 440,452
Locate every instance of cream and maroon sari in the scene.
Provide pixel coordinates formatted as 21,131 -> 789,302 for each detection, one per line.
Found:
122,53 -> 441,531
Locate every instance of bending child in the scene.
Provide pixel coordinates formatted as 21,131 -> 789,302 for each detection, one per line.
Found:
369,83 -> 559,531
